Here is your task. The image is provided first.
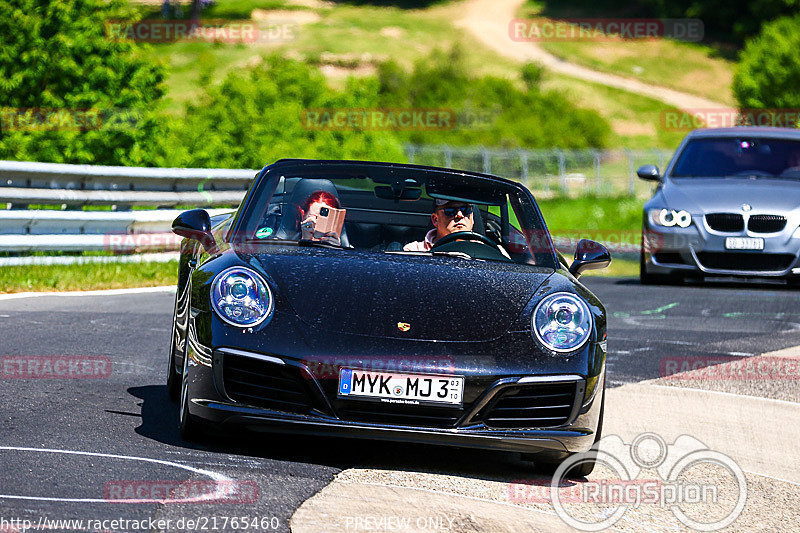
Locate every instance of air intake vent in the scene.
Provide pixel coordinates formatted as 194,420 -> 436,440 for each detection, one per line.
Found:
222,353 -> 314,414
481,382 -> 578,429
337,402 -> 463,428
705,213 -> 744,232
748,215 -> 786,233
696,252 -> 795,272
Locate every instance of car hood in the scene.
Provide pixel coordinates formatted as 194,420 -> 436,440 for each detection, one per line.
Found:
250,248 -> 552,342
663,178 -> 800,214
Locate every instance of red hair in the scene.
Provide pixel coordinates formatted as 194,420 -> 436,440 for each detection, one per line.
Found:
300,190 -> 340,216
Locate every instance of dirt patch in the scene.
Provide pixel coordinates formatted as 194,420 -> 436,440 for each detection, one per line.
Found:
611,119 -> 656,136
251,9 -> 321,25
379,26 -> 406,39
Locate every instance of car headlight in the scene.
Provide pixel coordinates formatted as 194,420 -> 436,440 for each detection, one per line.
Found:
211,267 -> 274,327
532,292 -> 593,353
648,208 -> 692,228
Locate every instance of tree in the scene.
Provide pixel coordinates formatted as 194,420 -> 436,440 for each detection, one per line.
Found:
0,0 -> 168,165
733,15 -> 800,110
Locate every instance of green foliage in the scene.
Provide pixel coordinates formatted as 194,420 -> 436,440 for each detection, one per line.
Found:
158,49 -> 609,168
733,15 -> 800,110
376,47 -> 610,149
0,0 -> 168,165
531,0 -> 800,44
156,55 -> 406,168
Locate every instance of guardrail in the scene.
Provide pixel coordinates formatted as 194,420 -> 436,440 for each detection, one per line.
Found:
1,150 -> 654,266
0,160 -> 256,265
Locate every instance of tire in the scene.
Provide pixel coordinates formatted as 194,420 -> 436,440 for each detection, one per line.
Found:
639,245 -> 676,285
178,351 -> 202,441
166,291 -> 183,402
525,386 -> 605,479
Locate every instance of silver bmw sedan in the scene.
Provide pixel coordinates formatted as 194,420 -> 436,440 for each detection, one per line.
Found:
639,127 -> 800,284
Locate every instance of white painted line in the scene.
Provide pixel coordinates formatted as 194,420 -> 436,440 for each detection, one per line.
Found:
0,446 -> 231,504
0,285 -> 175,301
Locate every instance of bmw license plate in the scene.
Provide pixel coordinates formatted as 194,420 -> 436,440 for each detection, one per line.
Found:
725,237 -> 764,250
338,368 -> 464,406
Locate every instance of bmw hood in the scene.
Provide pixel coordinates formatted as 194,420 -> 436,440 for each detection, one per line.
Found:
662,178 -> 800,214
251,248 -> 552,342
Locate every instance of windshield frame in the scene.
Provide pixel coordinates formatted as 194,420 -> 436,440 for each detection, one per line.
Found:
227,159 -> 559,268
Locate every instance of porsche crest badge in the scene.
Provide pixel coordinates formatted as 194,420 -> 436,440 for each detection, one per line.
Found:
397,322 -> 411,332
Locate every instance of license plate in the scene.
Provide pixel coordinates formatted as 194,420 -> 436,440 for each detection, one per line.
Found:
725,237 -> 764,250
338,368 -> 464,406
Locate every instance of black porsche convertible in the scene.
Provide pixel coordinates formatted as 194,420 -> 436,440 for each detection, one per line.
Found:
168,159 -> 610,476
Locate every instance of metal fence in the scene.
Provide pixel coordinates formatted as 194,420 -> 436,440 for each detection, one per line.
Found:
1,146 -> 669,265
406,145 -> 672,198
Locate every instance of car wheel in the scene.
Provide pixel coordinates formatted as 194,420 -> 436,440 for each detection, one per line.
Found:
166,291 -> 183,402
525,387 -> 605,479
178,352 -> 202,441
639,246 -> 676,285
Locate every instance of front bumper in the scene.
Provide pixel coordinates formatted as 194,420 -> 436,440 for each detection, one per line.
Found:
643,218 -> 800,278
183,345 -> 605,456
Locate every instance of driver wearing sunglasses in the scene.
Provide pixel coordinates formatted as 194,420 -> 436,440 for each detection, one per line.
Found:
404,200 -> 510,258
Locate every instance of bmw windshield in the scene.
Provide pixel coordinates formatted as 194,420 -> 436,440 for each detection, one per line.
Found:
671,137 -> 800,179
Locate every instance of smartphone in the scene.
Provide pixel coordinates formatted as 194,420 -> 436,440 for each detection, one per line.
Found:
314,206 -> 346,236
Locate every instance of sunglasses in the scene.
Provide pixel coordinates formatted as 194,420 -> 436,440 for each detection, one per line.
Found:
438,205 -> 473,218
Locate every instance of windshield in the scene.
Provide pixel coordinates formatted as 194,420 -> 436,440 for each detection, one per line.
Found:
234,162 -> 557,268
671,137 -> 800,178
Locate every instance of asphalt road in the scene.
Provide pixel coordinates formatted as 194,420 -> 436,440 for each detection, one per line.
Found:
0,277 -> 798,532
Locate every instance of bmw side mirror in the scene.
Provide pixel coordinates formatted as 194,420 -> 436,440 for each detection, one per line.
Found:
637,164 -> 661,181
172,209 -> 216,252
569,239 -> 611,278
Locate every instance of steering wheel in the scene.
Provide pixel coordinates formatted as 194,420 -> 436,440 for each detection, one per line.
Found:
430,231 -> 498,250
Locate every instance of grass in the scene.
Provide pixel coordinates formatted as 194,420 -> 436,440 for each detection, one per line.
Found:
519,1 -> 737,105
0,261 -> 177,293
582,257 -> 637,277
538,195 -> 643,232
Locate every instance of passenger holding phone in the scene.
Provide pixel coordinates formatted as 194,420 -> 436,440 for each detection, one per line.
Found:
299,190 -> 346,246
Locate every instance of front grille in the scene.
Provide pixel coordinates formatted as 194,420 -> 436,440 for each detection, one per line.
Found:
653,252 -> 686,265
223,353 -> 315,413
748,215 -> 786,233
337,402 -> 463,428
705,213 -> 744,232
696,252 -> 795,272
481,382 -> 578,429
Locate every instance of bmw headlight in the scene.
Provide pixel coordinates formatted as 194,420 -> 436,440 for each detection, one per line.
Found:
211,267 -> 274,327
648,208 -> 692,228
532,293 -> 592,353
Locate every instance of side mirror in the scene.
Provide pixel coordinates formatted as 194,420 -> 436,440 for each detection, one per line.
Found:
637,164 -> 661,181
569,239 -> 611,278
172,209 -> 216,252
